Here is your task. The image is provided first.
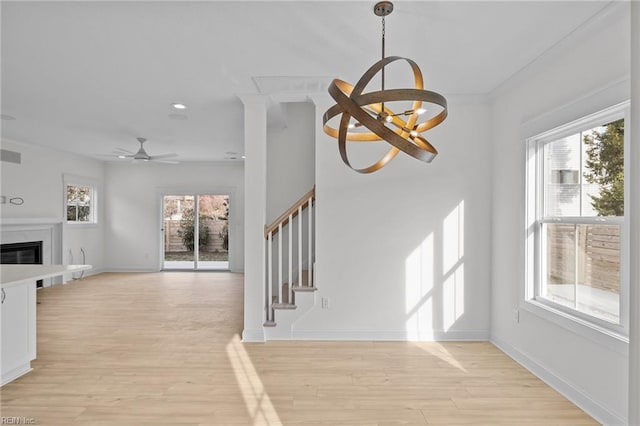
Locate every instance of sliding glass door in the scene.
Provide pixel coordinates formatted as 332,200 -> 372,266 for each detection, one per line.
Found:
162,194 -> 229,270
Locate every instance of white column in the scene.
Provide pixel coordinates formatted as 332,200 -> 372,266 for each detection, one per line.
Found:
239,93 -> 269,342
307,92 -> 335,292
629,2 -> 640,423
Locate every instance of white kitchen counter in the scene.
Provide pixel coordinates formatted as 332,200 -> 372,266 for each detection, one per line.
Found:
1,264 -> 92,386
1,264 -> 92,288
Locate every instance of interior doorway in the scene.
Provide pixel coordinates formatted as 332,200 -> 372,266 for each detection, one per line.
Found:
162,194 -> 229,270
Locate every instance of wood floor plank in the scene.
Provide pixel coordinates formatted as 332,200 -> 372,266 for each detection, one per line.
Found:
0,272 -> 597,425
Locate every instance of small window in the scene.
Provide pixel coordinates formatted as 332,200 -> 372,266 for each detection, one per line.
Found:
526,102 -> 628,334
64,176 -> 98,224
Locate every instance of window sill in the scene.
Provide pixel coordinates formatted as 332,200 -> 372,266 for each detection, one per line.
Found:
520,299 -> 629,355
65,222 -> 99,229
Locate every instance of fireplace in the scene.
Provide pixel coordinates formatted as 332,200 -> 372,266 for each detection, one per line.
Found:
1,240 -> 44,287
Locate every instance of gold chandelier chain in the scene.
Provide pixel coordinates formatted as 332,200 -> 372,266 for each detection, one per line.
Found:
382,15 -> 386,60
381,15 -> 386,108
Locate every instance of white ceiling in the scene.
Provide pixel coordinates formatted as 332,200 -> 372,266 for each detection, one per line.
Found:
1,1 -> 611,162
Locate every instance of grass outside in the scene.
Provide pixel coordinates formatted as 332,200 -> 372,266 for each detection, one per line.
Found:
164,251 -> 228,261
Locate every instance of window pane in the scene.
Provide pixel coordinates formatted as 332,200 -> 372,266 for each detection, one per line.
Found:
543,223 -> 620,324
67,205 -> 77,221
578,224 -> 620,323
67,185 -> 91,203
164,195 -> 195,266
582,119 -> 624,217
544,223 -> 576,307
544,134 -> 581,216
78,205 -> 91,222
543,119 -> 624,218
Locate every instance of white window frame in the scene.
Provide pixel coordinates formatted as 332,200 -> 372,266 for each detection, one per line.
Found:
524,101 -> 630,342
63,174 -> 99,226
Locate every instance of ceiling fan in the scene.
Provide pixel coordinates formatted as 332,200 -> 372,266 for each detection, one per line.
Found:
112,137 -> 179,164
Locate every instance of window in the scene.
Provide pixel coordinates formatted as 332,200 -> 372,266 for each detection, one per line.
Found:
525,102 -> 628,334
64,176 -> 98,224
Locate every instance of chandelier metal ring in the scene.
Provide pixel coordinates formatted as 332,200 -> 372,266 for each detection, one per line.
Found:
323,56 -> 447,173
323,1 -> 448,173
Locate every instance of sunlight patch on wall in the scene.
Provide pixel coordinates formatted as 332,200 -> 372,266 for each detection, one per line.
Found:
442,201 -> 465,331
443,264 -> 465,331
405,233 -> 434,340
443,200 -> 464,272
226,334 -> 282,426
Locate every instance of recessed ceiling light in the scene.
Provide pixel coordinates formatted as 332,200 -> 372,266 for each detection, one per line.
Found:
118,155 -> 127,159
241,155 -> 246,159
171,103 -> 187,110
168,113 -> 188,120
1,114 -> 16,121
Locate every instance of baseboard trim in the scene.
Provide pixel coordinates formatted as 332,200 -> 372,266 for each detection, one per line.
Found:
103,267 -> 160,273
1,363 -> 33,387
61,267 -> 103,284
242,329 -> 265,343
491,334 -> 626,426
290,329 -> 489,341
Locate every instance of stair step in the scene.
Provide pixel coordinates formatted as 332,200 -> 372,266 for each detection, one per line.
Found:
266,267 -> 314,329
292,285 -> 317,292
272,302 -> 297,310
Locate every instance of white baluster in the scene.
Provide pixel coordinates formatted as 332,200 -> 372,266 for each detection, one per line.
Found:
308,197 -> 313,287
278,223 -> 282,304
267,231 -> 273,321
288,213 -> 293,304
298,205 -> 302,290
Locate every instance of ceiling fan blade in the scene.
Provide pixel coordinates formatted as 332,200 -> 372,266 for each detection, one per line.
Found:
113,148 -> 134,154
150,153 -> 178,160
96,153 -> 133,160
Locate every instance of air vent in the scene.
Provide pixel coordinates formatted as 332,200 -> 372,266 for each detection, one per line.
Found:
1,149 -> 21,164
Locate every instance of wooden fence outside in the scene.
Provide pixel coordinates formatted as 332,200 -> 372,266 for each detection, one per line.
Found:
547,224 -> 620,292
164,218 -> 227,253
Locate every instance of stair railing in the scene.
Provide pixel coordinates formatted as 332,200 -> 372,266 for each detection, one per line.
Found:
264,186 -> 315,324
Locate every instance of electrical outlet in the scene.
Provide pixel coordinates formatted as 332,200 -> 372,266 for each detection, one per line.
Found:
513,309 -> 520,323
321,297 -> 329,309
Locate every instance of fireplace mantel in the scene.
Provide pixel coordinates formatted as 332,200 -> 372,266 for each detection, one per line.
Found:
1,218 -> 63,226
0,219 -> 63,284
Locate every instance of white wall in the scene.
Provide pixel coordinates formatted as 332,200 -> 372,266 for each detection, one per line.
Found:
104,161 -> 244,272
628,3 -> 640,423
1,139 -> 106,273
489,5 -> 629,424
267,102 -> 315,223
294,97 -> 492,340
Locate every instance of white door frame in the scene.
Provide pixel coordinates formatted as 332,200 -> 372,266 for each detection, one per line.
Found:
157,186 -> 237,271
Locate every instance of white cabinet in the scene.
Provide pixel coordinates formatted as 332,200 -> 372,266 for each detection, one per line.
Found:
0,264 -> 90,385
1,280 -> 36,385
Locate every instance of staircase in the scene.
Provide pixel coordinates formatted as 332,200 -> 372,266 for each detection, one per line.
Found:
263,186 -> 316,338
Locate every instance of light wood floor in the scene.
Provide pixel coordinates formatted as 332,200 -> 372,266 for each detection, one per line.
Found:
1,272 -> 597,425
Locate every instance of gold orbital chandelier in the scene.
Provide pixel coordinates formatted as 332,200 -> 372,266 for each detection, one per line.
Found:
323,1 -> 448,174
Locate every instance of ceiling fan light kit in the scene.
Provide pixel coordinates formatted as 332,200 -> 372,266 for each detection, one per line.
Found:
323,1 -> 448,174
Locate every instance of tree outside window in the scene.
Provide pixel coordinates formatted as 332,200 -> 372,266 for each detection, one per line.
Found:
583,119 -> 624,217
67,185 -> 93,222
